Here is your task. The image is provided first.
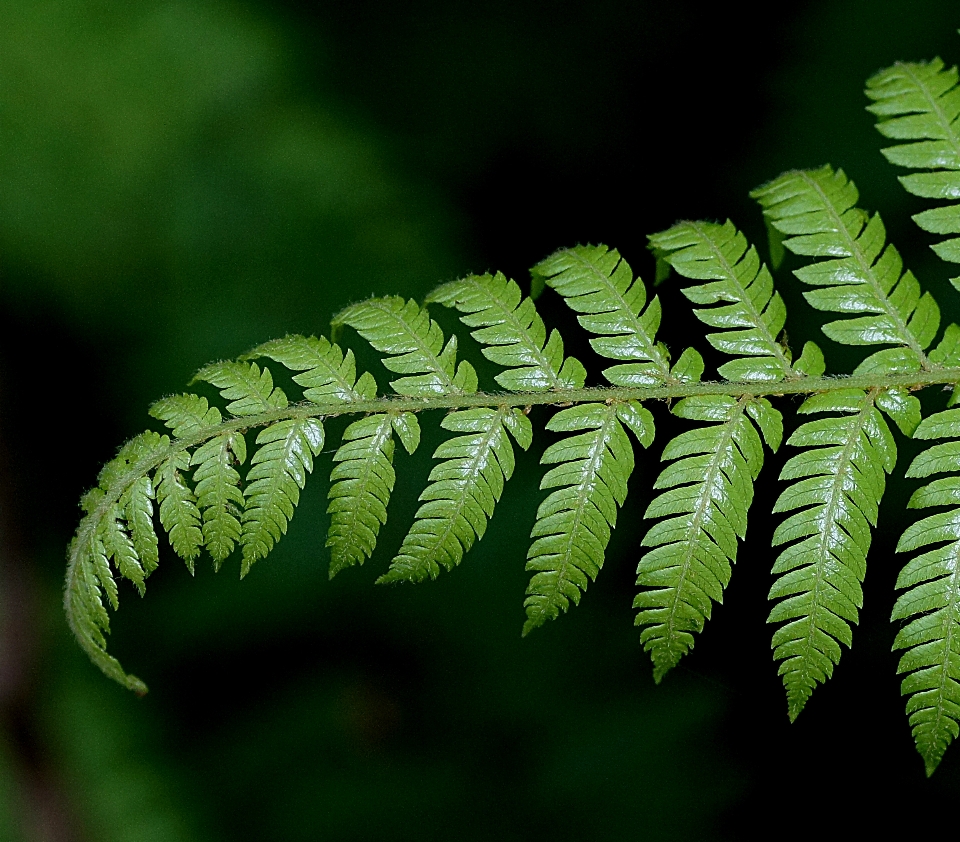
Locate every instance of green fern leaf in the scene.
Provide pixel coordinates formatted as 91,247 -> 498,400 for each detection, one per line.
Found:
524,400 -> 653,634
866,59 -> 960,287
752,165 -> 939,372
241,418 -> 325,577
333,296 -> 477,396
635,395 -> 770,681
149,393 -> 222,437
65,530 -> 147,693
195,361 -> 288,415
121,476 -> 159,577
154,450 -> 203,571
379,407 -> 531,584
327,412 -> 419,578
191,431 -> 246,567
649,219 -> 823,380
428,272 -> 587,391
768,389 -> 896,720
532,245 -> 682,385
894,407 -> 960,775
245,334 -> 378,403
99,505 -> 146,596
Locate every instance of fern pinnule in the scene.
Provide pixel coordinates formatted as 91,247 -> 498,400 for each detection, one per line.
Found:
379,407 -> 531,585
245,334 -> 378,404
326,412 -> 419,578
532,244 -> 679,386
240,418 -> 325,577
751,166 -> 939,374
189,431 -> 246,568
523,400 -> 653,635
333,296 -> 478,396
195,360 -> 288,415
649,219 -> 824,380
768,389 -> 900,719
154,450 -> 203,570
635,395 -> 770,681
895,407 -> 960,775
428,272 -> 587,391
867,59 -> 960,287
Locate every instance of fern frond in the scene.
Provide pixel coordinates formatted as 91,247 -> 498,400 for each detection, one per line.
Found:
768,389 -> 897,720
532,245 -> 686,385
866,59 -> 960,288
378,407 -> 530,584
326,412 -> 419,578
245,334 -> 378,403
649,219 -> 824,380
241,418 -> 325,577
894,407 -> 960,775
524,401 -> 653,635
634,395 -> 774,681
428,272 -> 587,391
333,296 -> 478,396
752,166 -> 939,373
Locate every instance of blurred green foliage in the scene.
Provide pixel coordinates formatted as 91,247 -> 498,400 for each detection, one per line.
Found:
2,0 -> 960,839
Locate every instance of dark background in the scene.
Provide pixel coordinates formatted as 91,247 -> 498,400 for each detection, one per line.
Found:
1,1 -> 959,839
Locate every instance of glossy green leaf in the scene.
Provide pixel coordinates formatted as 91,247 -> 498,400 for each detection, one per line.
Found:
333,296 -> 477,396
867,59 -> 960,289
768,390 -> 895,720
429,272 -> 586,391
752,166 -> 941,373
636,396 -> 772,680
649,220 -> 803,382
327,413 -> 415,578
894,406 -> 960,775
246,334 -> 377,403
379,407 -> 530,584
524,401 -> 648,634
533,245 -> 677,386
241,418 -> 325,576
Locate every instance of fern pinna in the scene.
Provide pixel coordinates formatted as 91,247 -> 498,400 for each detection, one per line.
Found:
64,47 -> 960,776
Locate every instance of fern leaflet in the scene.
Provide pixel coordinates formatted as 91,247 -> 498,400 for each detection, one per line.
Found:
751,165 -> 940,374
241,417 -> 325,576
333,296 -> 477,395
768,390 -> 898,719
524,400 -> 653,634
428,272 -> 587,391
532,244 -> 681,386
327,412 -> 419,578
380,406 -> 531,584
867,59 -> 960,288
895,407 -> 960,774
